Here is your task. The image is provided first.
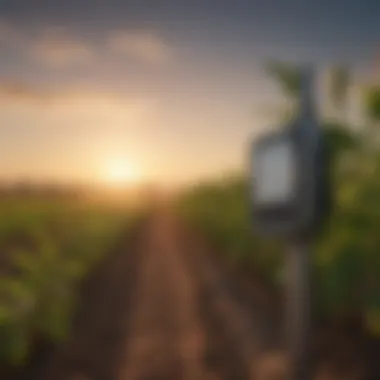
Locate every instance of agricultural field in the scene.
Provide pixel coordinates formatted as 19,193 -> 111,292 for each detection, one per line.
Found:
178,151 -> 380,338
0,193 -> 142,368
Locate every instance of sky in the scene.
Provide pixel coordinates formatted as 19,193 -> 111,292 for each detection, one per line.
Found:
0,0 -> 380,186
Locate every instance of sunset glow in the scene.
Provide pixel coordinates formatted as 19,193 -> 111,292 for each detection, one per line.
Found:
103,159 -> 141,187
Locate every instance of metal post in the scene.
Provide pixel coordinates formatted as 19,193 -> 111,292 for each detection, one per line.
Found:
286,239 -> 312,380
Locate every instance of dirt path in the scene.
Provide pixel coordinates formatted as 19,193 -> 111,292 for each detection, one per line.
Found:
117,211 -> 206,380
21,208 -> 374,380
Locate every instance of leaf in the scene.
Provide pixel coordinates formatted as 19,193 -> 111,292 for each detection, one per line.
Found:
365,309 -> 380,336
365,86 -> 380,123
265,60 -> 301,98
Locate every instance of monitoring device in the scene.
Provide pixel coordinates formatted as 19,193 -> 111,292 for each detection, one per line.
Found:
250,68 -> 329,238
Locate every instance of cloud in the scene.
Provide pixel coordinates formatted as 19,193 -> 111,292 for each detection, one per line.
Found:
0,80 -> 47,101
0,22 -> 95,68
108,31 -> 172,65
0,20 -> 172,68
32,38 -> 94,68
30,28 -> 95,68
0,80 -> 152,113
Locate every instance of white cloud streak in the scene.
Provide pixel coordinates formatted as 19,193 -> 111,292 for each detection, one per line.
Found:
0,20 -> 173,69
108,30 -> 172,65
0,22 -> 95,68
31,37 -> 94,68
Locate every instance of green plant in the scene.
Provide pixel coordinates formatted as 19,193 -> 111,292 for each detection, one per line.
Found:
0,198 -> 138,365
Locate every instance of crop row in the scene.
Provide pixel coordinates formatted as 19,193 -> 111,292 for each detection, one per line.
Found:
0,198 -> 139,366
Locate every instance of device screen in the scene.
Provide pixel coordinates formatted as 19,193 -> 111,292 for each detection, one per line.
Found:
254,138 -> 296,206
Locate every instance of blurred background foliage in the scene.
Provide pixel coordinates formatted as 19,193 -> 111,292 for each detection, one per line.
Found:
0,198 -> 138,365
179,61 -> 380,337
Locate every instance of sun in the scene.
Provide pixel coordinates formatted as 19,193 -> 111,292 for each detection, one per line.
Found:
103,159 -> 140,186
